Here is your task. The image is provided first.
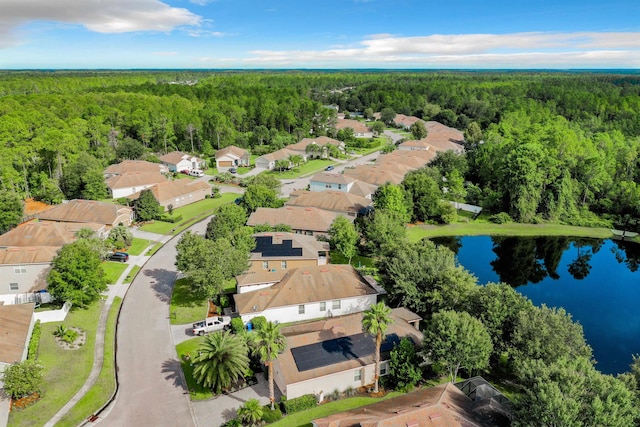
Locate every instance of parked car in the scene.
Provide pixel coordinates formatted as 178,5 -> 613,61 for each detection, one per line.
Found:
189,169 -> 204,177
325,165 -> 334,171
229,167 -> 237,174
180,169 -> 190,175
109,252 -> 129,262
192,316 -> 231,336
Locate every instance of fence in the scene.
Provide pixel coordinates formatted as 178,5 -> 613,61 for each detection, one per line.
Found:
34,301 -> 73,323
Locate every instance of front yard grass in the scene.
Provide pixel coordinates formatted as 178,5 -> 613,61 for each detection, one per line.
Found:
146,242 -> 163,256
266,159 -> 336,179
267,392 -> 402,427
9,302 -> 103,427
127,237 -> 151,255
138,193 -> 236,235
175,336 -> 213,401
170,278 -> 208,325
123,265 -> 140,284
56,298 -> 122,427
101,261 -> 128,284
406,222 -> 615,242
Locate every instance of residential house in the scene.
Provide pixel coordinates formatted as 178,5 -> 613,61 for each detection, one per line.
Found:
343,164 -> 406,186
0,220 -> 103,248
0,303 -> 35,373
248,232 -> 330,274
236,270 -> 288,295
391,113 -> 423,130
233,264 -> 384,325
215,145 -> 250,170
312,381 -> 509,427
335,118 -> 373,138
286,190 -> 372,218
254,148 -> 303,170
247,206 -> 344,237
104,160 -> 167,177
309,173 -> 377,199
0,247 -> 57,301
126,179 -> 211,210
375,149 -> 435,171
36,199 -> 134,227
105,171 -> 167,198
398,121 -> 465,154
159,151 -> 206,172
271,308 -> 423,400
287,136 -> 345,159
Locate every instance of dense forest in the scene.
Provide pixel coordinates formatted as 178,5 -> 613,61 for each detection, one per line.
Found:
0,70 -> 638,229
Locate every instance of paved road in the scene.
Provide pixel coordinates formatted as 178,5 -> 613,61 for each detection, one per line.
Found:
100,221 -> 210,427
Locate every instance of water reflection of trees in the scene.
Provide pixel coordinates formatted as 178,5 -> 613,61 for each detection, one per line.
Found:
489,237 -> 570,286
431,236 -> 462,254
567,239 -> 603,280
611,240 -> 640,272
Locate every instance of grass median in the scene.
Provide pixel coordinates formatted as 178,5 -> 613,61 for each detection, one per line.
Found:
56,297 -> 123,427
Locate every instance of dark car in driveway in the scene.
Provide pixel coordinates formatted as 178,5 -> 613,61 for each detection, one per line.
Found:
325,165 -> 334,171
109,252 -> 129,262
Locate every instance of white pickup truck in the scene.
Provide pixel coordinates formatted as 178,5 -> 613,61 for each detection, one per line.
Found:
192,316 -> 231,336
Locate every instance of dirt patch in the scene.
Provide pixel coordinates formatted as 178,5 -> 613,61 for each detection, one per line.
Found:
54,327 -> 86,350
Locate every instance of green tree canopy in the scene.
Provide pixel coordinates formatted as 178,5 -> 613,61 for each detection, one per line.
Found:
241,184 -> 283,213
358,209 -> 408,257
373,183 -> 412,224
388,337 -> 422,390
423,310 -> 493,382
206,203 -> 248,241
47,239 -> 108,307
237,398 -> 264,427
133,188 -> 162,222
0,190 -> 24,234
1,359 -> 44,399
380,107 -> 396,125
192,331 -> 250,394
329,216 -> 358,264
402,168 -> 443,222
107,223 -> 133,249
410,120 -> 427,140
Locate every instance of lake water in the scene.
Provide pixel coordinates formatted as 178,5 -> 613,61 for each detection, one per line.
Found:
431,236 -> 640,375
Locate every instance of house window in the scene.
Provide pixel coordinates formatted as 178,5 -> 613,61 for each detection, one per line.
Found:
332,300 -> 341,310
298,305 -> 305,315
262,261 -> 269,270
281,261 -> 287,269
13,266 -> 26,274
319,302 -> 326,311
10,283 -> 19,291
354,369 -> 362,381
380,362 -> 389,376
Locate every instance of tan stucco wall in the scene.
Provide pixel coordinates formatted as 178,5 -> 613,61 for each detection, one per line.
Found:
247,258 -> 318,273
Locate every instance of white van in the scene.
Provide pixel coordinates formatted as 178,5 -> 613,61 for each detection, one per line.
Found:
189,169 -> 204,177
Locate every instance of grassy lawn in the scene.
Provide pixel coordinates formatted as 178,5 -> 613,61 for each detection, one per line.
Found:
349,137 -> 391,156
204,167 -> 219,175
123,265 -> 141,284
170,278 -> 209,325
268,392 -> 402,427
9,302 -> 103,427
223,278 -> 237,293
406,222 -> 616,243
56,298 -> 122,427
175,336 -> 213,401
138,193 -> 236,235
127,237 -> 151,255
266,159 -> 336,179
145,242 -> 163,256
329,251 -> 375,268
101,261 -> 128,284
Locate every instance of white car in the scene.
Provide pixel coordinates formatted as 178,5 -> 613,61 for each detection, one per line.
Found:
189,169 -> 204,177
192,316 -> 231,336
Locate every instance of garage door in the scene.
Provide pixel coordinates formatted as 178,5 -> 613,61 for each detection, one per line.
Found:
218,160 -> 233,167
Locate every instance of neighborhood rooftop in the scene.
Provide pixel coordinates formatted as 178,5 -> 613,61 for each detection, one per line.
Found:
215,145 -> 249,159
36,199 -> 133,226
0,246 -> 60,265
0,220 -> 102,248
0,303 -> 35,365
104,160 -> 167,175
105,171 -> 167,191
286,190 -> 371,215
251,232 -> 330,261
126,179 -> 210,204
247,206 -> 343,233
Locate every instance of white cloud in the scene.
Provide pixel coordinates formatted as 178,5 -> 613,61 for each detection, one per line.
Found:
0,0 -> 201,47
240,32 -> 640,68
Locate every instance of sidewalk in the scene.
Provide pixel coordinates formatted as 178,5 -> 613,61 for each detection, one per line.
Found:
43,242 -> 156,427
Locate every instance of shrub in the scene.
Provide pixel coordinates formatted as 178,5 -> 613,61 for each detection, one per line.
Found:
230,317 -> 245,334
158,213 -> 183,223
250,316 -> 267,331
344,386 -> 357,397
261,405 -> 282,423
329,389 -> 341,401
490,212 -> 513,224
1,360 -> 44,399
27,320 -> 41,360
282,393 -> 316,414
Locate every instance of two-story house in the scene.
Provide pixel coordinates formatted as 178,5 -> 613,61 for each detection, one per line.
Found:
248,232 -> 329,273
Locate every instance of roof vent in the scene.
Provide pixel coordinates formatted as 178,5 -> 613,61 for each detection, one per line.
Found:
429,413 -> 442,420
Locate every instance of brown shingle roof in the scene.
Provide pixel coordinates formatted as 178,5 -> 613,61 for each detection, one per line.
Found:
126,179 -> 210,204
247,206 -> 342,233
376,150 -> 435,170
257,148 -> 299,162
0,303 -> 34,365
310,172 -> 356,186
0,221 -> 96,248
236,270 -> 289,288
104,160 -> 166,175
286,191 -> 371,215
105,171 -> 167,190
234,265 -> 379,315
336,119 -> 371,134
159,151 -> 204,165
0,246 -> 60,265
215,145 -> 249,160
348,180 -> 378,198
313,383 -> 489,427
343,165 -> 405,186
251,232 -> 329,261
36,200 -> 133,226
288,136 -> 343,151
273,310 -> 423,387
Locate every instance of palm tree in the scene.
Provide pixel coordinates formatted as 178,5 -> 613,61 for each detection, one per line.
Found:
192,330 -> 249,394
305,143 -> 322,159
252,321 -> 287,410
237,398 -> 263,427
362,302 -> 393,393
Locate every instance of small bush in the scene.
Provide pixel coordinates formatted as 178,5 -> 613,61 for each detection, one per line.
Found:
282,393 -> 316,414
261,405 -> 282,423
27,320 -> 41,360
344,386 -> 356,397
158,213 -> 183,223
230,317 -> 245,334
329,389 -> 340,401
489,212 -> 513,224
250,316 -> 267,331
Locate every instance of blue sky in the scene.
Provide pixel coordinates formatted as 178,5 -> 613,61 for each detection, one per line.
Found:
1,0 -> 639,69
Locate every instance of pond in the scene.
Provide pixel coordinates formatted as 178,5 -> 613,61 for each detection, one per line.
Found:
431,235 -> 640,375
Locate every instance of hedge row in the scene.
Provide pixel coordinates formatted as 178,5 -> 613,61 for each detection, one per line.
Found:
282,393 -> 316,414
27,320 -> 41,360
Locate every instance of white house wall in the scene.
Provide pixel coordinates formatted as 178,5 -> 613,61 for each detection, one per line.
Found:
237,282 -> 275,294
0,263 -> 50,297
111,184 -> 155,199
241,294 -> 377,325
